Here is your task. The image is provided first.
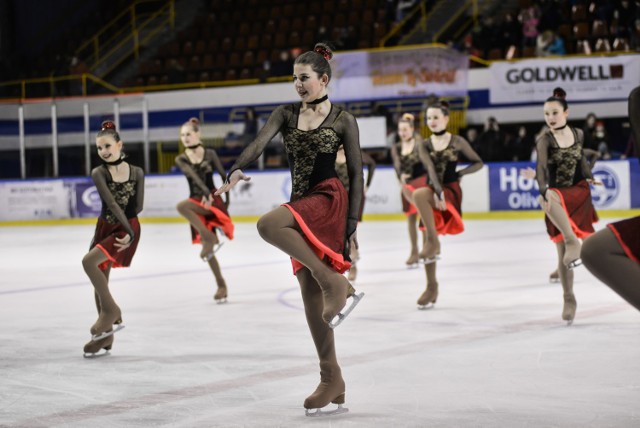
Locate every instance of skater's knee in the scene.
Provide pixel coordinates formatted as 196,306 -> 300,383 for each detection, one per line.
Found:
256,214 -> 276,240
413,187 -> 433,203
82,253 -> 95,272
176,200 -> 191,214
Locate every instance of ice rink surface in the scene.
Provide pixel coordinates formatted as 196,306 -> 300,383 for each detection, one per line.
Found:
1,218 -> 639,427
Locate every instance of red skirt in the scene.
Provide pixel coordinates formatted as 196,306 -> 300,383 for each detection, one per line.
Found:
283,177 -> 351,275
417,181 -> 465,235
92,217 -> 141,271
545,180 -> 598,243
607,216 -> 640,263
188,195 -> 235,243
402,175 -> 427,216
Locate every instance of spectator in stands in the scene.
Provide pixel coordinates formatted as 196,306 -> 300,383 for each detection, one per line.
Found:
519,5 -> 540,49
511,125 -> 535,161
593,120 -> 612,159
582,113 -> 598,151
542,31 -> 567,56
477,117 -> 509,162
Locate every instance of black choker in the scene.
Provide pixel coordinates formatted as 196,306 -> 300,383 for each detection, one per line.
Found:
103,156 -> 125,166
554,124 -> 568,131
432,129 -> 447,136
307,94 -> 328,105
186,143 -> 203,149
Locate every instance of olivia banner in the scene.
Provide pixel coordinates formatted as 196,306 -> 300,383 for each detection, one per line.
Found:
328,46 -> 468,102
489,54 -> 640,104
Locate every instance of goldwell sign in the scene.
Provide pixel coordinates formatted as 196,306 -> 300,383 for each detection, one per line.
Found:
489,55 -> 640,104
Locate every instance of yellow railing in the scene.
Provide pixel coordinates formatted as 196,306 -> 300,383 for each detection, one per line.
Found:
75,0 -> 175,78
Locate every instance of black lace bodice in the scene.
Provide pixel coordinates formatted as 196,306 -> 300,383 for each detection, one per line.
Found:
175,148 -> 226,198
536,127 -> 590,190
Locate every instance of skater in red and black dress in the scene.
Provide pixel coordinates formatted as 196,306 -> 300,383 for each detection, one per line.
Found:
335,145 -> 375,281
390,113 -> 428,267
536,87 -> 598,324
175,118 -> 234,303
412,101 -> 483,308
216,43 -> 363,416
582,85 -> 640,311
82,120 -> 144,357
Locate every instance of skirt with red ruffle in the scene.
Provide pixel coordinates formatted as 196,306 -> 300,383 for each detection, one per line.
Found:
188,195 -> 235,243
416,181 -> 464,235
402,175 -> 427,216
607,216 -> 640,263
545,180 -> 598,242
92,217 -> 141,270
283,177 -> 351,275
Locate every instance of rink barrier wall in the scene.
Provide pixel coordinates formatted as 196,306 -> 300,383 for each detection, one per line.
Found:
0,161 -> 638,223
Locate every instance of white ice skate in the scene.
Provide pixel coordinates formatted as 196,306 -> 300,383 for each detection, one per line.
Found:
305,403 -> 349,417
422,255 -> 441,265
567,258 -> 582,270
83,348 -> 110,359
91,324 -> 125,342
328,292 -> 364,329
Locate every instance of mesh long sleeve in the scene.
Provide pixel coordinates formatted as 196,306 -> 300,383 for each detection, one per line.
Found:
335,111 -> 363,237
228,105 -> 288,174
209,149 -> 229,204
455,137 -> 484,177
92,167 -> 136,238
535,135 -> 551,197
417,140 -> 443,196
133,166 -> 145,215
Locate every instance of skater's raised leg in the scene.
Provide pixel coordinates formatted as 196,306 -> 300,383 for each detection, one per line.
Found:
82,248 -> 123,337
177,200 -> 218,260
297,268 -> 347,415
257,207 -> 352,323
412,187 -> 440,263
543,191 -> 581,268
555,242 -> 576,324
582,228 -> 640,311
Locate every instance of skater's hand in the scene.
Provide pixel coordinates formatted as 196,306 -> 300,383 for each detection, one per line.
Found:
215,170 -> 250,195
435,192 -> 446,211
587,178 -> 603,186
400,173 -> 410,184
114,234 -> 132,252
519,166 -> 536,180
201,194 -> 213,209
539,192 -> 552,213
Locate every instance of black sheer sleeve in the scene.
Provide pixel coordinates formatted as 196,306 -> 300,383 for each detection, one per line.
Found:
335,111 -> 363,237
454,137 -> 484,177
91,166 -> 136,239
417,139 -> 443,196
175,154 -> 209,195
227,105 -> 288,175
209,149 -> 230,204
535,134 -> 551,199
630,86 -> 640,157
361,150 -> 376,188
133,166 -> 145,215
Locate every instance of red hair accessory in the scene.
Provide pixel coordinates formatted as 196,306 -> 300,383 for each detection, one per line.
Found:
101,120 -> 116,131
314,45 -> 333,61
552,87 -> 566,99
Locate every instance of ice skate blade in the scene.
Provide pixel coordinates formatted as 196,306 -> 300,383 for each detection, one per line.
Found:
328,292 -> 364,329
83,349 -> 110,359
567,259 -> 582,270
214,297 -> 228,304
406,262 -> 419,269
422,255 -> 441,265
91,324 -> 125,342
565,319 -> 574,326
417,303 -> 435,310
305,404 -> 349,417
549,278 -> 560,284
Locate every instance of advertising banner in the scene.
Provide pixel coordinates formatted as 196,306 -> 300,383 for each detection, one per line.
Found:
0,180 -> 70,220
489,55 -> 640,104
488,161 -> 631,211
330,47 -> 468,102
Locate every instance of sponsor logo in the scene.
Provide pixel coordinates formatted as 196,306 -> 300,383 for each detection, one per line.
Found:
498,167 -> 540,209
81,186 -> 101,210
505,64 -> 622,84
590,165 -> 619,207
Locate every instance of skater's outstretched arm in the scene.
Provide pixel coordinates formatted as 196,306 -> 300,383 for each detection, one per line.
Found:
92,166 -> 136,240
216,105 -> 288,194
454,137 -> 483,177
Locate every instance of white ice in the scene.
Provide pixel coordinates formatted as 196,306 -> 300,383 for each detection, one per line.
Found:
0,218 -> 639,427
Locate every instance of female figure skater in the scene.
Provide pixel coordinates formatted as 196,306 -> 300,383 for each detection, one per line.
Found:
535,87 -> 598,324
216,42 -> 363,416
412,101 -> 483,308
390,113 -> 428,267
335,145 -> 375,281
581,86 -> 640,311
82,120 -> 144,357
175,118 -> 234,303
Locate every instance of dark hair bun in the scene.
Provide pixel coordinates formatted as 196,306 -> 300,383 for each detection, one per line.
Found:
314,42 -> 334,61
552,87 -> 566,99
440,100 -> 450,109
101,120 -> 116,131
189,117 -> 199,125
